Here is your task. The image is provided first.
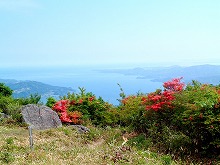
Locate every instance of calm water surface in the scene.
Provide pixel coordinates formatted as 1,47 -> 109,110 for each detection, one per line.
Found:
0,66 -> 162,105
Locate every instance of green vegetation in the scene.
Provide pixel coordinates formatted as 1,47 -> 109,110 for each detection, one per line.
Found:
0,125 -> 182,165
0,79 -> 220,164
0,83 -> 13,97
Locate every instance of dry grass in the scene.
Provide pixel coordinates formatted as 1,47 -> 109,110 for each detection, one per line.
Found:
0,125 -> 184,165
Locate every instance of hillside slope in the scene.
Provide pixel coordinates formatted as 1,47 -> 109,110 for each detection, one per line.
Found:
0,79 -> 75,102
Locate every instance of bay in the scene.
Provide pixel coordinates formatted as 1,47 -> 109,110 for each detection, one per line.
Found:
0,66 -> 163,105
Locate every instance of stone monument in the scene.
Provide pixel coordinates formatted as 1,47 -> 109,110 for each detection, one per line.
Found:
21,104 -> 62,130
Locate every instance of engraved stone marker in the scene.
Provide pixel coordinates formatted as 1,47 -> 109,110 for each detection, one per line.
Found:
21,104 -> 62,130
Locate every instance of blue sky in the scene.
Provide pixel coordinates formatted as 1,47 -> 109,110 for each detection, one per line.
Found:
0,0 -> 220,68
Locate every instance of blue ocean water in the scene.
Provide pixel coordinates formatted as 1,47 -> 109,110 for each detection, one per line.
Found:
0,66 -> 163,105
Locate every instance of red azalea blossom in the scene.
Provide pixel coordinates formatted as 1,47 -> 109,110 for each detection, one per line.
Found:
88,96 -> 95,102
53,100 -> 83,124
52,100 -> 69,112
141,97 -> 147,103
151,95 -> 162,102
52,100 -> 73,123
78,99 -> 83,104
60,112 -> 72,123
121,96 -> 136,105
70,100 -> 76,105
143,77 -> 184,112
151,104 -> 161,111
163,77 -> 184,92
189,116 -> 193,121
69,111 -> 82,124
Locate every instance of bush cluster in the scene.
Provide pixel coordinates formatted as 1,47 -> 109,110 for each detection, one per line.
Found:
1,78 -> 220,158
0,83 -> 42,123
118,78 -> 220,157
52,87 -> 119,126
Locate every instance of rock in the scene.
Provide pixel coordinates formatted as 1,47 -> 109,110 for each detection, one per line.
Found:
71,125 -> 90,133
0,112 -> 10,119
21,104 -> 62,130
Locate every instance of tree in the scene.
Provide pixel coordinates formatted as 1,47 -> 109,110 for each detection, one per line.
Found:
16,93 -> 42,105
0,83 -> 13,97
46,97 -> 57,108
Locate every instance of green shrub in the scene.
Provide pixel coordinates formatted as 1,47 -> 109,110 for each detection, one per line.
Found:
5,102 -> 22,122
120,78 -> 220,157
0,83 -> 13,97
128,133 -> 152,150
15,93 -> 42,105
118,95 -> 149,132
46,96 -> 57,108
160,126 -> 191,155
173,81 -> 220,155
0,96 -> 23,122
53,87 -> 118,126
0,96 -> 14,113
161,155 -> 172,165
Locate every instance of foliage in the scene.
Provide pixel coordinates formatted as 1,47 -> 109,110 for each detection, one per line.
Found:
127,133 -> 152,150
0,93 -> 42,122
118,77 -> 220,157
0,84 -> 22,122
0,83 -> 13,97
1,77 -> 220,160
0,96 -> 23,122
142,77 -> 184,112
52,87 -> 118,126
117,83 -> 126,103
139,78 -> 185,130
118,95 -> 148,132
0,84 -> 42,123
0,137 -> 15,163
45,96 -> 57,108
0,96 -> 14,114
172,81 -> 220,155
15,93 -> 42,105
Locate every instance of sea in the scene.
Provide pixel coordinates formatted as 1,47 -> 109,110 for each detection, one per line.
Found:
0,65 -> 163,105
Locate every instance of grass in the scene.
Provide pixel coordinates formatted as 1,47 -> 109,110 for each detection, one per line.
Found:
0,124 -> 218,165
0,124 -> 183,165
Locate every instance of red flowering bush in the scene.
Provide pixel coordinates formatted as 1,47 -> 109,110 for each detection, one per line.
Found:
173,80 -> 220,155
139,78 -> 185,131
117,78 -> 185,133
53,87 -> 118,126
142,77 -> 184,112
51,78 -> 220,156
52,100 -> 82,124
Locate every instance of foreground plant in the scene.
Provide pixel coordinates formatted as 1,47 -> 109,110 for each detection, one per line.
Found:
173,81 -> 220,155
119,77 -> 220,158
52,87 -> 118,126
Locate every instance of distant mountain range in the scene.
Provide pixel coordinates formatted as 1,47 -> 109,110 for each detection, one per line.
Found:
0,79 -> 75,103
99,64 -> 220,85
